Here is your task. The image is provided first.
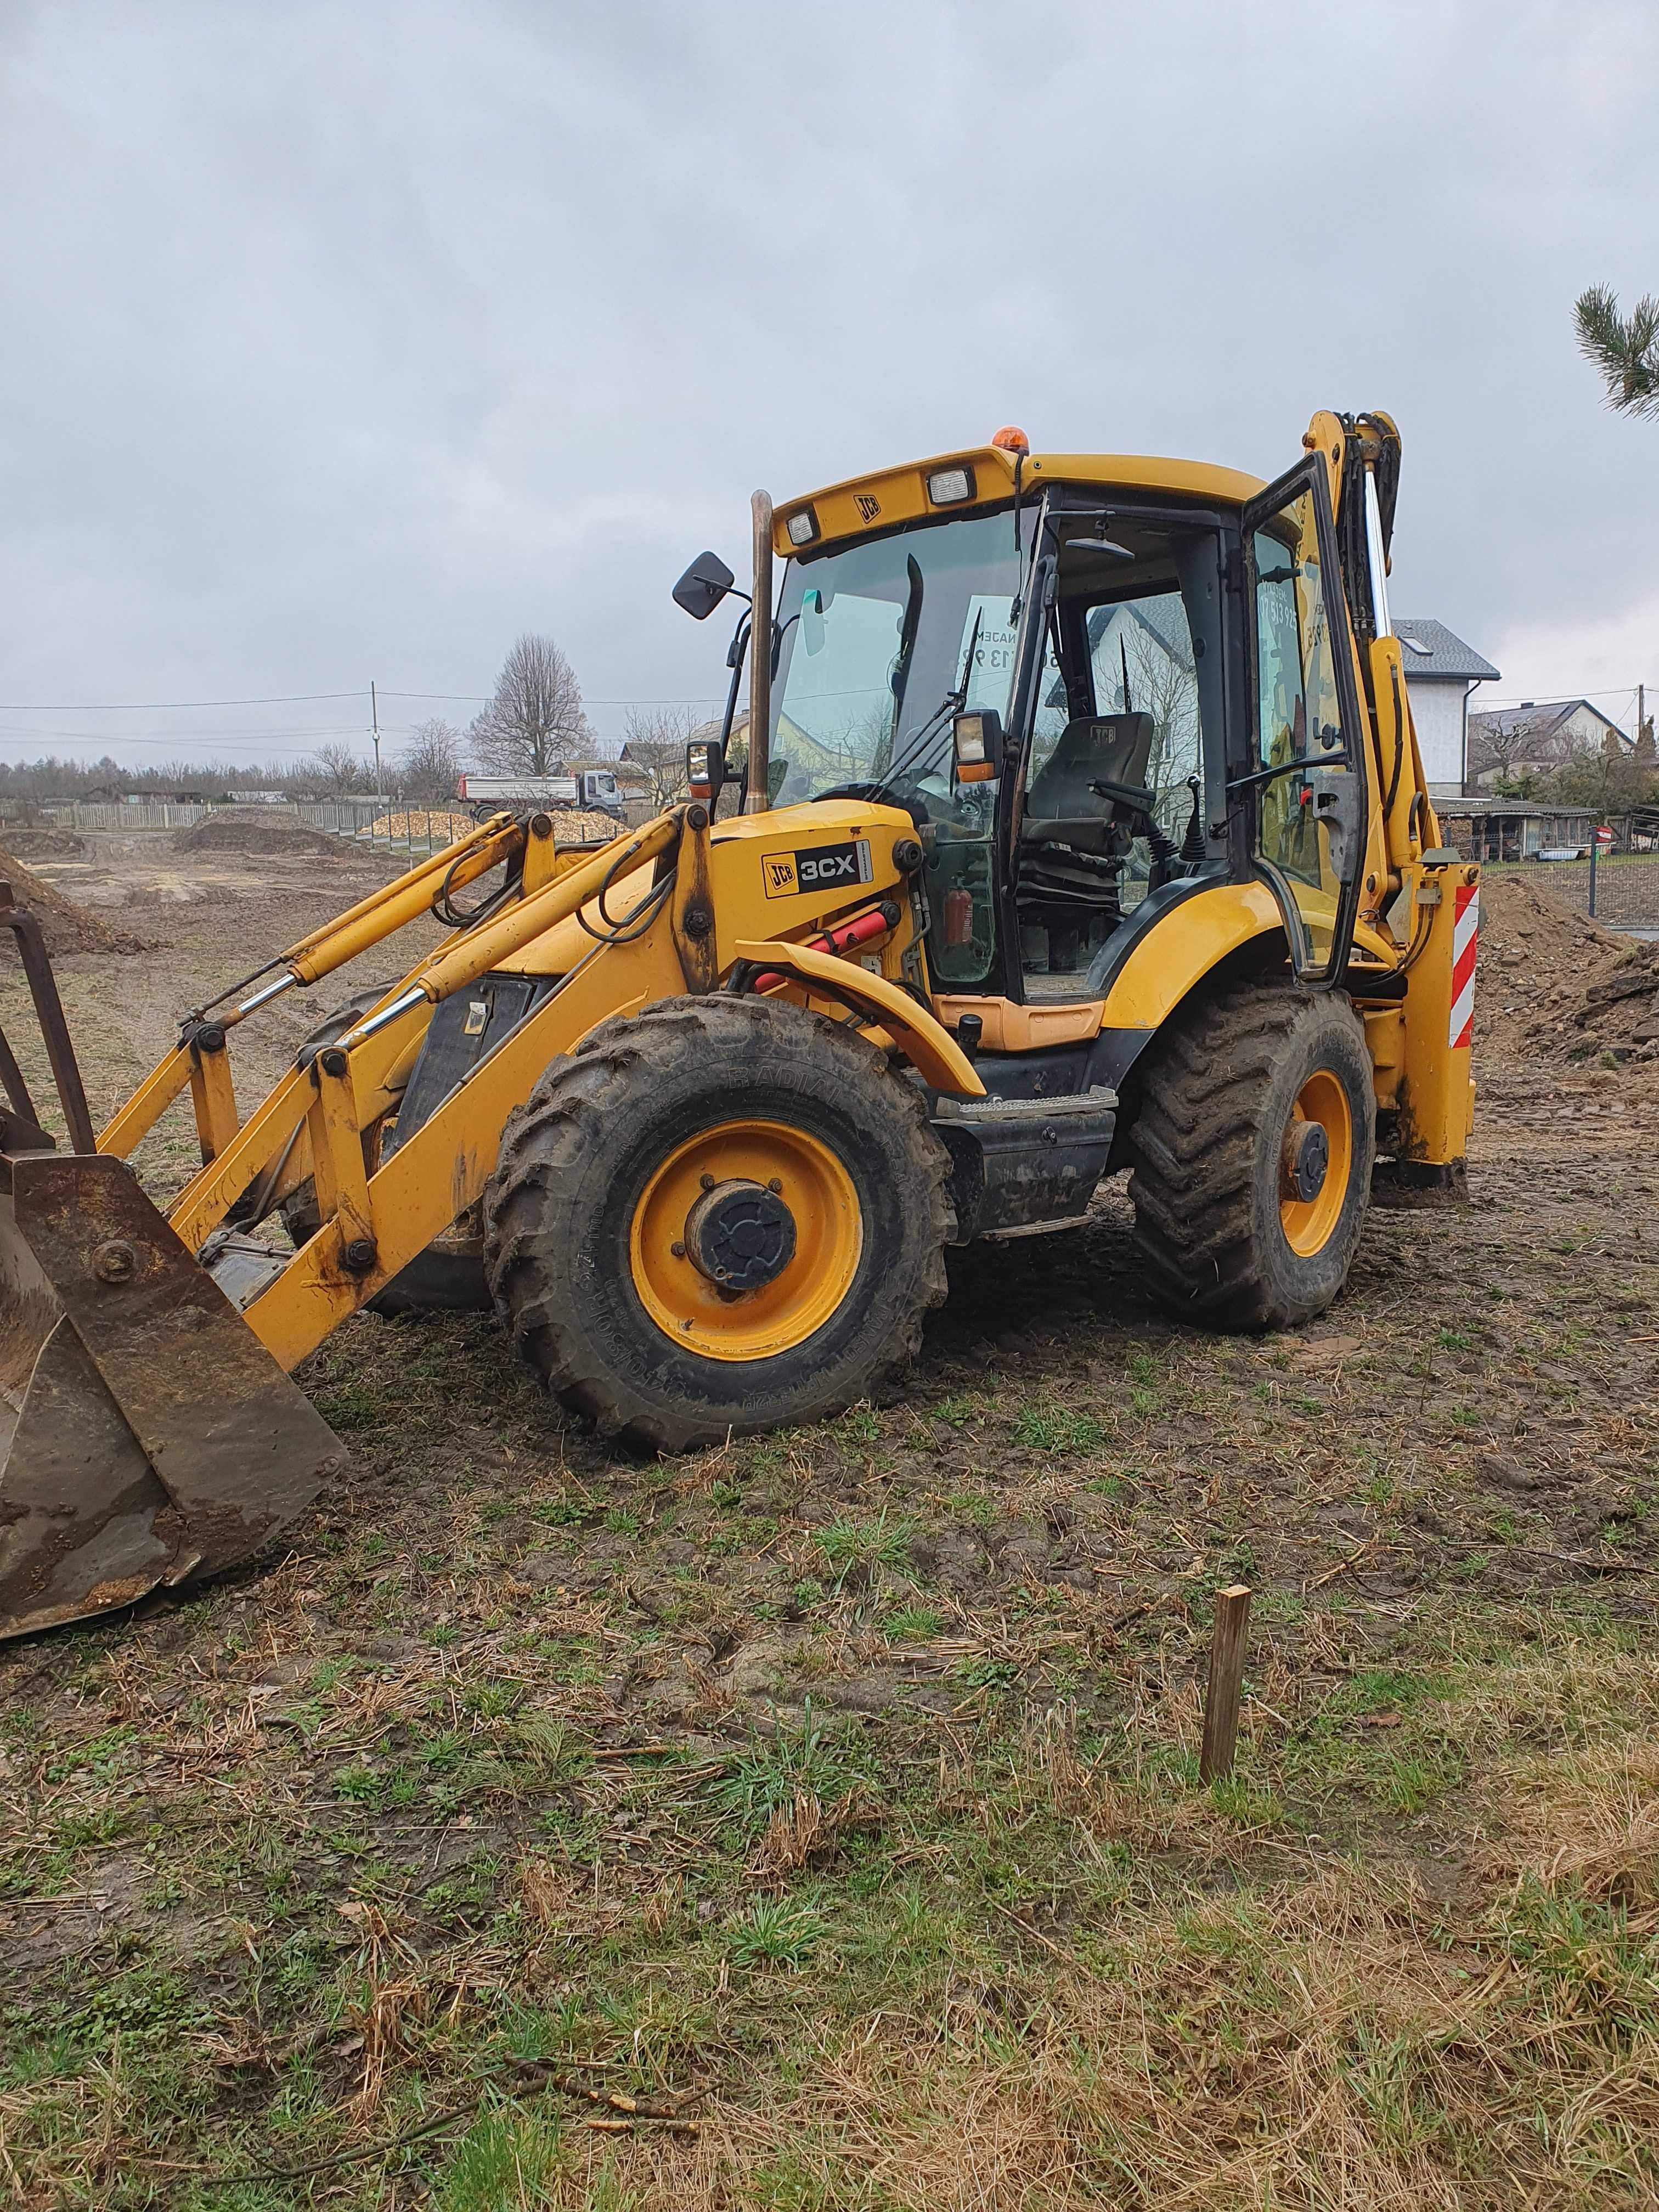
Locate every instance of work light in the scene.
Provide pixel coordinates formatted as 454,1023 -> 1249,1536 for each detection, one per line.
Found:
927,465 -> 975,505
785,507 -> 818,547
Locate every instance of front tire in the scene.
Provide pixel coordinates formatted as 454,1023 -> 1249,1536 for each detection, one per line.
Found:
483,997 -> 951,1451
1127,974 -> 1375,1330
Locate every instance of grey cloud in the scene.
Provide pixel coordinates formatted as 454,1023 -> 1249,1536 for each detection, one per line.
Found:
1,0 -> 1655,761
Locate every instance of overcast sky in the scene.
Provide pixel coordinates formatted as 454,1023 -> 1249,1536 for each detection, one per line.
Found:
2,0 -> 1656,772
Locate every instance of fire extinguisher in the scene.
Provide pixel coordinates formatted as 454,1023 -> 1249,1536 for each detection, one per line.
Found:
942,887 -> 973,946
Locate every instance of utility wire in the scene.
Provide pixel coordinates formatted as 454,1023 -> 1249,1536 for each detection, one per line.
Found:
0,690 -> 364,710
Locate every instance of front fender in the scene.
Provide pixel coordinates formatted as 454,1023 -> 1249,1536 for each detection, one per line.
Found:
732,938 -> 985,1098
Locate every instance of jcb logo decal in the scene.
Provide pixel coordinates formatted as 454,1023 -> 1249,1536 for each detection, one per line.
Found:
855,494 -> 881,522
763,838 -> 873,898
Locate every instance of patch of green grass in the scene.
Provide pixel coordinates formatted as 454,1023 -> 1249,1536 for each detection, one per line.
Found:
1012,1398 -> 1107,1453
463,1680 -> 520,1719
729,1896 -> 822,1970
533,1490 -> 586,1527
815,1514 -> 912,1577
432,2106 -> 565,2211
51,1806 -> 125,1850
710,1708 -> 864,1830
882,1605 -> 943,1641
932,1392 -> 981,1426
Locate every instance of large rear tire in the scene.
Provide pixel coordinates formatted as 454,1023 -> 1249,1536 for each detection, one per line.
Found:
1126,975 -> 1375,1330
483,997 -> 951,1451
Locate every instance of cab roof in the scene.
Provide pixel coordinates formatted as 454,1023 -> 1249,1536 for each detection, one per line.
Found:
772,440 -> 1267,560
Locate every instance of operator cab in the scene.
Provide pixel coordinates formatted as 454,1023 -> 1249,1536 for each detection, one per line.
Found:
763,490 -> 1229,1005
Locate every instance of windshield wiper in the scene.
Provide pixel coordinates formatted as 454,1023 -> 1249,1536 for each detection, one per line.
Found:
862,608 -> 983,799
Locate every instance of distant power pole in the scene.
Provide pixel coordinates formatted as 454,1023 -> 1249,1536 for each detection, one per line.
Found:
370,682 -> 382,802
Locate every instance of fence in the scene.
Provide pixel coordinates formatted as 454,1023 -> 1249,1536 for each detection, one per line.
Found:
1485,836 -> 1659,931
36,802 -> 215,831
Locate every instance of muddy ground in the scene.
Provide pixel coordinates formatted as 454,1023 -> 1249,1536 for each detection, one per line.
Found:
0,834 -> 1655,2209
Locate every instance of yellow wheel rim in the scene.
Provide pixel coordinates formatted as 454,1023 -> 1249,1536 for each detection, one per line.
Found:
1278,1070 -> 1353,1258
629,1119 -> 863,1362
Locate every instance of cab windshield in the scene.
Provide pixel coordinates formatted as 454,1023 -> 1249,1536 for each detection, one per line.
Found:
768,510 -> 1026,988
769,511 -> 1025,811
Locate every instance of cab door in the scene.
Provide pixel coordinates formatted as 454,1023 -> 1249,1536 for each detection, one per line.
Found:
1238,461 -> 1366,984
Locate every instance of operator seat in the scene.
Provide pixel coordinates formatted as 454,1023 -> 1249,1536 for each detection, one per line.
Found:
1016,712 -> 1159,977
1022,712 -> 1156,850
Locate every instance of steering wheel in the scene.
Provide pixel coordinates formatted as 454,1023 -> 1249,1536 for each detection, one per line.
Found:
814,782 -> 893,805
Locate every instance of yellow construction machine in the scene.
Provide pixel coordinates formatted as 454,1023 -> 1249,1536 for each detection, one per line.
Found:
0,408 -> 1479,1637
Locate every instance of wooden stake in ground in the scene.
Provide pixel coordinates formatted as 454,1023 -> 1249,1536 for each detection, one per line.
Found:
1200,1583 -> 1254,1783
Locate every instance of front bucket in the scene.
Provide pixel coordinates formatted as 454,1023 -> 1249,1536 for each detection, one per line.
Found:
0,1151 -> 346,1639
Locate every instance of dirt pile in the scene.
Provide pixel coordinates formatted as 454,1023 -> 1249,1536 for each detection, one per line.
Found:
1,829 -> 86,859
1476,872 -> 1659,1062
0,845 -> 147,955
174,815 -> 340,857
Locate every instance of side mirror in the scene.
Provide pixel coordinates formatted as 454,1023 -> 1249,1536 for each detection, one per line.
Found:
686,736 -> 726,803
673,550 -> 735,622
952,707 -> 1004,785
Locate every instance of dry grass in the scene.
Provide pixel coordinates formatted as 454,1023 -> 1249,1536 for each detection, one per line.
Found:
2,849 -> 1657,2205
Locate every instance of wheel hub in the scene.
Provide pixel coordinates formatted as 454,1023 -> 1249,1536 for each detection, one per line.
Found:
684,1179 -> 797,1290
1282,1118 -> 1329,1204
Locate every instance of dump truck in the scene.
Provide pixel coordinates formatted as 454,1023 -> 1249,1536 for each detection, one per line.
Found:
0,408 -> 1478,1638
455,769 -> 624,820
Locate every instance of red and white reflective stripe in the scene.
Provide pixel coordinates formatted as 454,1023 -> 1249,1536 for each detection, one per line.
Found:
1448,883 -> 1479,1049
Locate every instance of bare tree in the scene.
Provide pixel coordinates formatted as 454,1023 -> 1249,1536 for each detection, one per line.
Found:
469,634 -> 589,776
1545,732 -> 1658,814
398,718 -> 464,803
1466,710 -> 1557,794
309,740 -> 365,793
620,706 -> 699,808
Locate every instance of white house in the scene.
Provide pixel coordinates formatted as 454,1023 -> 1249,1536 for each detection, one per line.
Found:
1394,619 -> 1501,800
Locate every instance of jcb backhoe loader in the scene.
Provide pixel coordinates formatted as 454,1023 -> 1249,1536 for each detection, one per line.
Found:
0,409 -> 1479,1638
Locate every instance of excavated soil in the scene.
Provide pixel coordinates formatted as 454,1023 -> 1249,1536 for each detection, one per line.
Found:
0,828 -> 86,859
173,815 -> 341,856
0,842 -> 149,955
1478,871 -> 1659,1061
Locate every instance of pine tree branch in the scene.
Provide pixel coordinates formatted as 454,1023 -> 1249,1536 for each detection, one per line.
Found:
1575,284 -> 1659,420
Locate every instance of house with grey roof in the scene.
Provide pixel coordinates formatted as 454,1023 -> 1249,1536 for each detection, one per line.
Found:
1393,618 -> 1501,799
1465,698 -> 1633,791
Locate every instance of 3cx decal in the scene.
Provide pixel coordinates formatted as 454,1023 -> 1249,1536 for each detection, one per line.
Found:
763,839 -> 874,898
